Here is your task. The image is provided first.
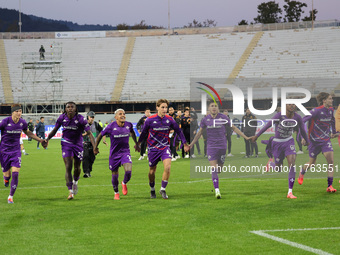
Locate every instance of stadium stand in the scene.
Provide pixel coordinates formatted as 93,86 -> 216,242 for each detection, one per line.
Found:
0,39 -> 13,103
0,26 -> 340,106
3,37 -> 127,103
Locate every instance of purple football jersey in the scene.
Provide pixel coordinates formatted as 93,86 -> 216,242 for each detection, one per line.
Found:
257,112 -> 309,142
101,121 -> 133,158
200,113 -> 230,150
0,117 -> 28,153
303,105 -> 336,143
54,113 -> 90,146
138,114 -> 187,151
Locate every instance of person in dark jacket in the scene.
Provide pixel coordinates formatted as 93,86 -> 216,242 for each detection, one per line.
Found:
136,108 -> 151,160
36,117 -> 45,149
223,109 -> 233,157
82,111 -> 104,178
241,108 -> 258,158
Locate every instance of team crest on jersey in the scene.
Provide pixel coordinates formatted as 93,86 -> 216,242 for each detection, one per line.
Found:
62,152 -> 65,156
113,128 -> 117,130
153,121 -> 157,124
321,112 -> 324,115
166,120 -> 169,123
75,120 -> 79,124
126,126 -> 130,129
207,119 -> 210,121
20,123 -> 23,126
63,119 -> 67,122
8,123 -> 11,126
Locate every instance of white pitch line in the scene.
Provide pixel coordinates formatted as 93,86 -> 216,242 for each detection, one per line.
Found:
260,227 -> 340,232
250,228 -> 340,255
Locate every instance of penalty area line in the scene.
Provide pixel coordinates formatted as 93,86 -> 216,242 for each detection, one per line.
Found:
250,227 -> 340,255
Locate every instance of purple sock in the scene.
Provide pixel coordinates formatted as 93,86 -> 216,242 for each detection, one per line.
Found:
112,174 -> 119,193
4,176 -> 10,182
300,166 -> 306,175
73,175 -> 80,182
328,177 -> 333,187
123,171 -> 132,184
288,165 -> 296,189
149,182 -> 155,188
212,171 -> 219,189
66,182 -> 73,191
10,172 -> 19,196
161,180 -> 168,189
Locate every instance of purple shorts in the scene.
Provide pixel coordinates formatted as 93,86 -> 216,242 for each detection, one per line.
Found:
148,148 -> 172,167
109,153 -> 132,172
207,148 -> 227,164
0,151 -> 22,172
308,140 -> 333,158
61,142 -> 84,160
272,138 -> 296,165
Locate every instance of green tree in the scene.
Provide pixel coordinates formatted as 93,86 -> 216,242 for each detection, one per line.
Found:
254,1 -> 282,24
116,23 -> 129,30
131,20 -> 148,30
202,19 -> 217,27
302,9 -> 318,21
238,20 -> 249,25
184,19 -> 217,28
283,0 -> 307,22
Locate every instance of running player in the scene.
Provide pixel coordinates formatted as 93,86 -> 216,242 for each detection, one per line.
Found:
251,104 -> 309,199
137,99 -> 189,199
298,92 -> 339,192
47,102 -> 95,200
190,101 -> 250,199
0,104 -> 47,203
94,109 -> 139,200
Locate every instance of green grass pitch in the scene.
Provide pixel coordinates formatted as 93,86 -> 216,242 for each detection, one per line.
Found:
1,135 -> 340,254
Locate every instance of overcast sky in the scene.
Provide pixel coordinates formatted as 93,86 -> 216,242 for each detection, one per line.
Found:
0,0 -> 339,28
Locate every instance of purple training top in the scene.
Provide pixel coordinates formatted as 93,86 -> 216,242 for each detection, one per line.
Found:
257,112 -> 309,142
101,121 -> 133,158
0,116 -> 28,153
303,105 -> 336,143
200,113 -> 230,150
54,113 -> 90,146
138,114 -> 187,151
